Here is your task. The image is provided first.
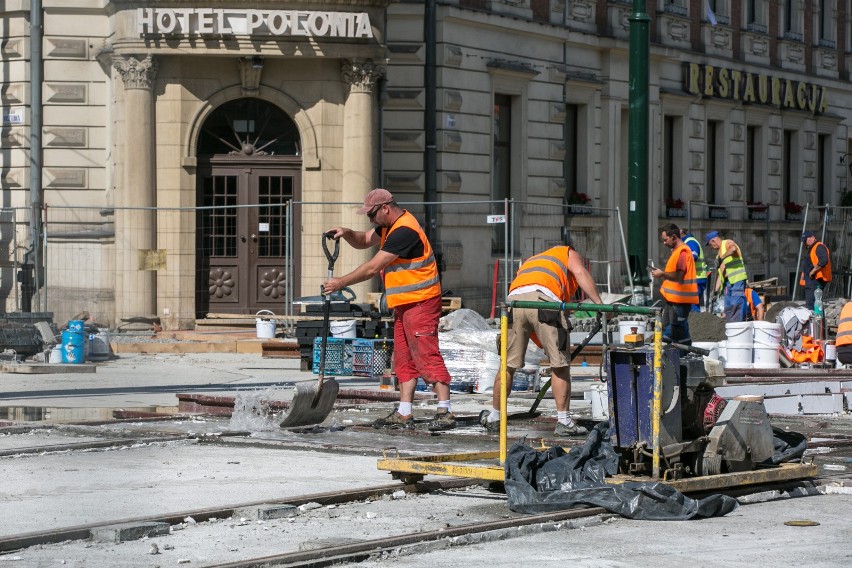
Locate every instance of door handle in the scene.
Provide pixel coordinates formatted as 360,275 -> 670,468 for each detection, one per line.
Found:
251,234 -> 258,243
240,235 -> 247,243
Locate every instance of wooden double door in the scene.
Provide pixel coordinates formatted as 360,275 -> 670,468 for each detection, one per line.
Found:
196,159 -> 301,316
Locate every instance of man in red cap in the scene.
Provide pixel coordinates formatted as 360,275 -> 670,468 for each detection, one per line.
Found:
324,189 -> 456,431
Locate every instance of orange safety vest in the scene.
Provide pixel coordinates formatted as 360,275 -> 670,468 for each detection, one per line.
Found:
789,335 -> 824,364
509,246 -> 578,302
799,241 -> 832,285
836,302 -> 852,347
381,211 -> 442,309
660,243 -> 699,305
745,287 -> 759,319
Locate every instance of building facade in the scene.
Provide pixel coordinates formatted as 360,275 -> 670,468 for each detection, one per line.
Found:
1,0 -> 850,328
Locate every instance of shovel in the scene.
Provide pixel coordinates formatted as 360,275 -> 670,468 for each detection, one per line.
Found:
279,232 -> 341,428
508,316 -> 603,421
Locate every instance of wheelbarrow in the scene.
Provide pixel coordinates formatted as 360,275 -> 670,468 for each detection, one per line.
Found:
279,232 -> 341,427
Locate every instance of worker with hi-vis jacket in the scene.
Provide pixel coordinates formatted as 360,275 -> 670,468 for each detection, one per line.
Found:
836,301 -> 852,365
651,224 -> 698,345
706,231 -> 748,322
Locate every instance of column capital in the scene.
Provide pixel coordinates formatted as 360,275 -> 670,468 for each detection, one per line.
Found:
114,55 -> 158,90
341,58 -> 384,94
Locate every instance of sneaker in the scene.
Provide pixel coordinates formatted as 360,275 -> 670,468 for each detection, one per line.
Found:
427,408 -> 456,431
479,409 -> 499,433
373,410 -> 414,430
553,421 -> 588,437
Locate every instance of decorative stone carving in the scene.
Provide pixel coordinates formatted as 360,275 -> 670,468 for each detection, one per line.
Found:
2,38 -> 24,58
550,102 -> 566,123
1,169 -> 24,188
1,127 -> 23,147
805,132 -> 815,149
46,83 -> 86,103
444,46 -> 462,67
711,29 -> 731,49
386,89 -> 422,108
690,119 -> 702,138
667,20 -> 689,41
45,127 -> 87,147
443,131 -> 462,152
341,58 -> 384,94
569,0 -> 593,22
732,154 -> 743,172
445,90 -> 463,111
805,162 -> 815,177
383,131 -> 422,150
1,84 -> 24,104
732,124 -> 744,141
748,37 -> 768,56
550,178 -> 566,197
443,171 -> 461,192
46,38 -> 87,59
550,140 -> 565,160
383,172 -> 422,191
114,55 -> 158,90
45,168 -> 86,188
769,159 -> 780,175
818,49 -> 837,71
787,44 -> 805,64
770,128 -> 781,145
237,57 -> 263,94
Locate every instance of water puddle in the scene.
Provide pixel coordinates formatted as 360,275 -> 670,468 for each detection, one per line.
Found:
0,405 -> 179,424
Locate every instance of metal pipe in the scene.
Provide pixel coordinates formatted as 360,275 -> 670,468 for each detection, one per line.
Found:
508,300 -> 659,316
652,317 -> 662,478
616,206 -> 634,295
29,0 -> 44,312
504,198 -> 510,300
423,0 -> 439,255
792,202 -> 810,301
627,0 -> 650,286
499,304 -> 508,465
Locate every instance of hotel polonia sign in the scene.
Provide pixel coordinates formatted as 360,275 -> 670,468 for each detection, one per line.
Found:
137,7 -> 374,38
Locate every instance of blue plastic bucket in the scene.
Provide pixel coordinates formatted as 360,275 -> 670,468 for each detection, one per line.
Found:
61,329 -> 86,364
67,319 -> 84,332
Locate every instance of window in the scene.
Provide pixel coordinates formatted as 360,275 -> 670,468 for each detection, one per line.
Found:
706,0 -> 730,25
663,116 -> 683,206
818,134 -> 830,207
818,0 -> 836,46
706,120 -> 722,205
492,94 -> 512,255
782,0 -> 802,39
745,125 -> 762,204
564,104 -> 579,198
744,0 -> 767,32
782,130 -> 796,207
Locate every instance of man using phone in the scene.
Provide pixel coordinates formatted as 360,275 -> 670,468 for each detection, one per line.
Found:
651,224 -> 698,344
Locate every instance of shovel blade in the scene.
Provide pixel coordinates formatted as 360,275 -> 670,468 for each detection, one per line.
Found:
279,379 -> 340,428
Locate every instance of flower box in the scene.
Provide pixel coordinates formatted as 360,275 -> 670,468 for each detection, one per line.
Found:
709,207 -> 728,220
785,212 -> 803,222
569,205 -> 593,215
748,210 -> 768,221
667,207 -> 687,218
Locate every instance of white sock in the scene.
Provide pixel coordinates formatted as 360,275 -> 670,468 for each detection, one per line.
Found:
488,409 -> 501,422
398,402 -> 413,416
438,400 -> 451,412
557,411 -> 575,425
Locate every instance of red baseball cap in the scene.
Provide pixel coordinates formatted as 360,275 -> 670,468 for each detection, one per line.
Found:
356,188 -> 395,215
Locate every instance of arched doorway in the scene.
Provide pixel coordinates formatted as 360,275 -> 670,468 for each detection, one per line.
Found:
195,98 -> 302,317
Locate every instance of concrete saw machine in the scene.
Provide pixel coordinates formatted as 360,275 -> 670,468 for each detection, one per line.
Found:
606,346 -> 776,479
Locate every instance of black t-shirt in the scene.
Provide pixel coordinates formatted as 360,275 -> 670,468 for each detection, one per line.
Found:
379,216 -> 424,259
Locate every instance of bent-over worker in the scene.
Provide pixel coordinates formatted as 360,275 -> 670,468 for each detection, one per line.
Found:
706,231 -> 748,322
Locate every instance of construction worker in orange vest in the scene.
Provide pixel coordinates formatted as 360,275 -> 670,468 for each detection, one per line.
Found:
799,231 -> 832,311
324,188 -> 455,432
744,287 -> 765,321
651,224 -> 699,344
836,301 -> 852,365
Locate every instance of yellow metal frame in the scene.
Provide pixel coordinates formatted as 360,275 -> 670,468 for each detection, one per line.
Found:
375,302 -> 817,492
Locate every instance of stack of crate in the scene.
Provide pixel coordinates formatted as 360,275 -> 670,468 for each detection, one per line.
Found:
352,339 -> 394,376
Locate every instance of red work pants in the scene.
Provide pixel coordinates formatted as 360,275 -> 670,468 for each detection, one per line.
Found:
393,295 -> 451,385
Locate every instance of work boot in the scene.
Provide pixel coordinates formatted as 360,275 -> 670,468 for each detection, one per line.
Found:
427,408 -> 456,431
479,409 -> 499,433
372,409 -> 414,430
553,421 -> 588,437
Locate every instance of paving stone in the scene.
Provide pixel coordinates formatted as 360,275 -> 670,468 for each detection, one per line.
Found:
233,504 -> 298,520
91,521 -> 170,543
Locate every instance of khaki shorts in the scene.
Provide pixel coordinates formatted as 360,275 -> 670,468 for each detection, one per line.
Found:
505,291 -> 571,369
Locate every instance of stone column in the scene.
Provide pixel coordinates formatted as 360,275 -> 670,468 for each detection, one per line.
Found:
340,59 -> 383,298
113,55 -> 158,327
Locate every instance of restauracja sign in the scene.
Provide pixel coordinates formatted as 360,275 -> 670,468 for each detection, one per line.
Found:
137,8 -> 374,39
683,62 -> 827,114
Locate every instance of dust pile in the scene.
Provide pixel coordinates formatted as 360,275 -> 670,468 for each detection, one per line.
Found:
689,312 -> 726,342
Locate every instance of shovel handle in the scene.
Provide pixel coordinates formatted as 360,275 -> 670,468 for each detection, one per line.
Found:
322,232 -> 340,271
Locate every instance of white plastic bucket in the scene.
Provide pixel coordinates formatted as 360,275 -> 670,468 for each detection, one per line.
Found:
753,341 -> 780,368
726,344 -> 753,368
618,320 -> 646,343
330,319 -> 357,339
692,341 -> 719,360
49,346 -> 63,363
725,321 -> 754,346
753,321 -> 782,344
825,341 -> 837,363
589,383 -> 609,420
255,310 -> 277,339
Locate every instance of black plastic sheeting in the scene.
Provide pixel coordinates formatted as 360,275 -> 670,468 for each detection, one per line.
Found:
505,423 -> 740,520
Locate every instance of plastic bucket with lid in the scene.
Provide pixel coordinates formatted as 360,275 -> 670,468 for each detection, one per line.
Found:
618,320 -> 646,343
752,321 -> 782,368
588,383 -> 609,420
330,319 -> 357,339
692,341 -> 719,360
61,329 -> 85,364
825,341 -> 837,364
725,321 -> 753,346
725,344 -> 752,368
